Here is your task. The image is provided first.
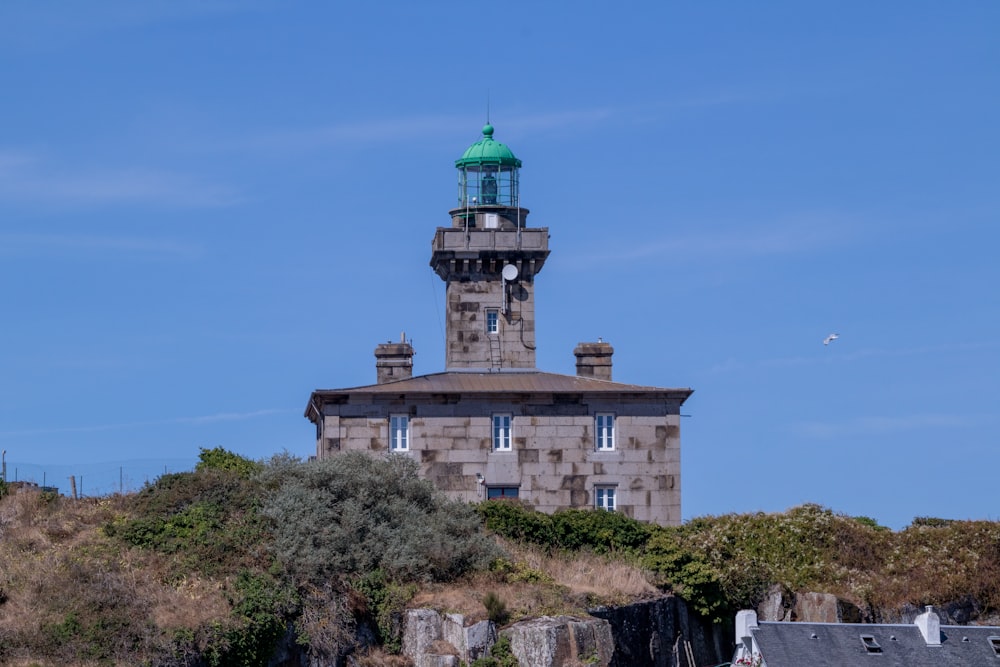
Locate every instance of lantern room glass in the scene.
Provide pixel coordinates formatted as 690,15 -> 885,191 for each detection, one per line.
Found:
457,164 -> 519,208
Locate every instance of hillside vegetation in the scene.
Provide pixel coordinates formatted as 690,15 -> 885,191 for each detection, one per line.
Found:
1,449 -> 998,666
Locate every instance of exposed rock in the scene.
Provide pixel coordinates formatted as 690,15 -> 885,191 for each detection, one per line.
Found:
757,585 -> 861,623
442,613 -> 496,663
757,584 -> 793,622
403,609 -> 496,667
403,608 -> 445,660
503,615 -> 614,667
589,595 -> 726,667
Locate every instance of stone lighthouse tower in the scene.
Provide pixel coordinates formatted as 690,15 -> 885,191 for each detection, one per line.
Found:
430,124 -> 550,369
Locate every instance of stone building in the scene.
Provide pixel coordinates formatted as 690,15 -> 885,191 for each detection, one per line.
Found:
305,124 -> 692,525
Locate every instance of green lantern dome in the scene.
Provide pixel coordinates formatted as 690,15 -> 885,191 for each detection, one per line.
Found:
455,124 -> 522,169
455,124 -> 521,208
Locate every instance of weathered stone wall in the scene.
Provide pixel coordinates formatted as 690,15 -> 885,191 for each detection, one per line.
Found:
430,224 -> 549,371
446,278 -> 538,370
319,397 -> 682,525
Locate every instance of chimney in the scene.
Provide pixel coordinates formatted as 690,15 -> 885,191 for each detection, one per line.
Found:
574,339 -> 614,381
375,332 -> 414,384
735,609 -> 758,642
915,606 -> 941,646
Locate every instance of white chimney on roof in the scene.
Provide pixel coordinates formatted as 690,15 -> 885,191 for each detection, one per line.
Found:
736,609 -> 759,641
915,606 -> 942,646
734,610 -> 760,665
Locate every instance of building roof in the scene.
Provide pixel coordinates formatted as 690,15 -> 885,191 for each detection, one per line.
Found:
751,621 -> 1000,666
455,124 -> 522,168
306,370 -> 693,419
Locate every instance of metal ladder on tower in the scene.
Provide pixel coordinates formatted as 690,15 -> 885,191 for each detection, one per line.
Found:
489,335 -> 502,369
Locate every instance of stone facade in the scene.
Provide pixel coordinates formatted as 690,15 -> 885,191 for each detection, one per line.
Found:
310,371 -> 688,525
430,209 -> 549,370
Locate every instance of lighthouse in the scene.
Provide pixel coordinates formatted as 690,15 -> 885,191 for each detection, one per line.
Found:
430,124 -> 550,370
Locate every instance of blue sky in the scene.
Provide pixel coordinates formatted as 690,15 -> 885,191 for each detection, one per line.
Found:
1,2 -> 997,528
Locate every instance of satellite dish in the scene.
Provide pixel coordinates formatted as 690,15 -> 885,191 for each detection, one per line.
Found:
502,264 -> 519,281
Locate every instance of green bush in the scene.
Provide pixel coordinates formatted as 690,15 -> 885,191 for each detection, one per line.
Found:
477,499 -> 556,545
106,467 -> 268,576
352,569 -> 415,653
551,508 -> 652,554
261,452 -> 499,584
642,530 -> 728,621
482,591 -> 509,625
477,501 -> 652,554
211,570 -> 298,667
471,634 -> 518,667
196,447 -> 264,478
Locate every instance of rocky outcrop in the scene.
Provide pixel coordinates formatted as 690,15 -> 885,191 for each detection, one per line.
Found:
503,615 -> 614,667
757,585 -> 862,623
589,595 -> 726,667
443,613 -> 496,663
402,610 -> 615,667
755,586 -> 1000,627
402,609 -> 495,666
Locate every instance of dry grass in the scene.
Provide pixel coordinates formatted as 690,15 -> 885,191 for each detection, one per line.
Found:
0,489 -> 231,664
410,538 -> 659,624
351,648 -> 414,666
503,539 -> 658,601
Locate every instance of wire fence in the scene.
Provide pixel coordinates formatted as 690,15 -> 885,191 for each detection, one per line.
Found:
1,458 -> 198,497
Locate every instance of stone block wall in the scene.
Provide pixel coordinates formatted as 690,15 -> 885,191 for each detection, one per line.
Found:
318,395 -> 682,525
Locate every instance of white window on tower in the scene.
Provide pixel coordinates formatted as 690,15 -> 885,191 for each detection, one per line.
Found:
389,415 -> 409,452
595,485 -> 617,512
492,414 -> 512,451
486,308 -> 499,335
595,413 -> 615,451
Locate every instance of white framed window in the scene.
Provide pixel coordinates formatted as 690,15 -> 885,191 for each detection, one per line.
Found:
596,413 -> 615,451
486,308 -> 499,335
389,415 -> 409,451
595,485 -> 617,511
492,414 -> 512,451
487,486 -> 519,500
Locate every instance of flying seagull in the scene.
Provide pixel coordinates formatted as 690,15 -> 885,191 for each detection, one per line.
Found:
823,333 -> 840,346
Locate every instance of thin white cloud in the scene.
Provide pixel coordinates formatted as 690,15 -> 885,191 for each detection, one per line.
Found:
225,108 -> 621,155
0,409 -> 292,439
706,340 -> 1000,375
199,94 -> 766,157
0,1 -> 268,53
0,233 -> 203,260
235,114 -> 476,153
787,413 -> 985,439
0,150 -> 241,208
564,213 -> 852,269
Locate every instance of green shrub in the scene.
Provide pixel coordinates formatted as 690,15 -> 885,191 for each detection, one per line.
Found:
211,570 -> 298,667
471,634 -> 518,667
477,499 -> 556,545
482,591 -> 509,625
196,447 -> 263,478
261,452 -> 499,584
352,569 -> 415,653
477,501 -> 651,554
551,508 -> 651,554
105,466 -> 269,576
642,530 -> 728,621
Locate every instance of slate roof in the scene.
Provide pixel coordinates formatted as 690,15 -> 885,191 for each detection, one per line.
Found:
306,370 -> 693,418
752,620 -> 1000,667
310,370 -> 692,399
